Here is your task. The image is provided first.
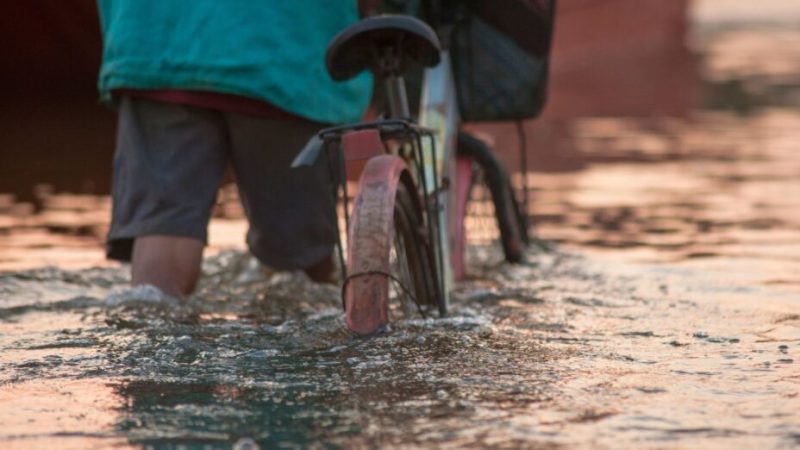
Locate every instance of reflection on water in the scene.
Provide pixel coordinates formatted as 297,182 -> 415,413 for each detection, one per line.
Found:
528,109 -> 800,292
2,9 -> 800,450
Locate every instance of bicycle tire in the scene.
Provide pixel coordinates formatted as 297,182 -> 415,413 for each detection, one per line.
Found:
345,158 -> 442,335
457,132 -> 528,263
393,181 -> 443,316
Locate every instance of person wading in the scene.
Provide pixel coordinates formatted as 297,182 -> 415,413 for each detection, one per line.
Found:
96,1 -> 372,296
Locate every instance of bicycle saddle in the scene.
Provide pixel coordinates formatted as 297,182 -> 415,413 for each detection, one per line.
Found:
326,15 -> 441,81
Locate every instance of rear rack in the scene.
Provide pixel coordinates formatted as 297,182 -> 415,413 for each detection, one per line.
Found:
318,118 -> 446,306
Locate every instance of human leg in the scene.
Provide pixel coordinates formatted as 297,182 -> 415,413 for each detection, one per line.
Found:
106,97 -> 228,294
131,235 -> 204,296
224,113 -> 337,281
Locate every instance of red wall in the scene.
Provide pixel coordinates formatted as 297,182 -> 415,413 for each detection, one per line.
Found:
545,0 -> 697,118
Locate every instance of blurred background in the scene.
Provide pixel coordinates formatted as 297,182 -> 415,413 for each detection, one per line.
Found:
1,0 -> 799,292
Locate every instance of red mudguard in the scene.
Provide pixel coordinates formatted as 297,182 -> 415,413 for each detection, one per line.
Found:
345,154 -> 409,335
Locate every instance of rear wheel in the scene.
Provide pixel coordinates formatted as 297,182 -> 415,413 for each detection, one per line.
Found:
390,182 -> 442,318
345,156 -> 442,335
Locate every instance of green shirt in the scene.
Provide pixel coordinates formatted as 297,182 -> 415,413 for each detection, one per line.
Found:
97,0 -> 372,124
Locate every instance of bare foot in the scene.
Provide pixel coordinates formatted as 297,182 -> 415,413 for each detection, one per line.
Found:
303,253 -> 337,285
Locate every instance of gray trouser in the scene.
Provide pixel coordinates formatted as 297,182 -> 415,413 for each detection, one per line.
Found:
107,97 -> 336,270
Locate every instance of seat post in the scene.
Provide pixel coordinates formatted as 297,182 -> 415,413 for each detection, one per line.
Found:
384,75 -> 410,119
325,15 -> 442,119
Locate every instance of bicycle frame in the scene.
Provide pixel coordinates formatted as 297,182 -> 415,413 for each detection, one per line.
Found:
295,13 -> 468,327
308,54 -> 460,311
296,5 -> 548,333
370,43 -> 460,308
416,51 -> 460,303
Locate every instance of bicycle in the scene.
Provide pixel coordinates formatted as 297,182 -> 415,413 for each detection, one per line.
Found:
294,1 -> 554,335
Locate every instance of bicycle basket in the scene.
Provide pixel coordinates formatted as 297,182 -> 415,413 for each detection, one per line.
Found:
380,0 -> 556,122
451,0 -> 556,122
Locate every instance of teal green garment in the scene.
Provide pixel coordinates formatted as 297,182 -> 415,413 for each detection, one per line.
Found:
97,1 -> 372,124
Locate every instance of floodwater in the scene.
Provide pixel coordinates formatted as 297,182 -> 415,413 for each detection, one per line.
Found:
2,7 -> 800,450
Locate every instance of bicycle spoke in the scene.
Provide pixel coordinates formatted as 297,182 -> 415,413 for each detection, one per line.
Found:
388,226 -> 419,320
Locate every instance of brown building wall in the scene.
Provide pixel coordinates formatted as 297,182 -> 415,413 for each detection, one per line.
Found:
545,0 -> 697,118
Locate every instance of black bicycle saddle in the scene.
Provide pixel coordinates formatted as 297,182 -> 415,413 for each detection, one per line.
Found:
326,15 -> 441,81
